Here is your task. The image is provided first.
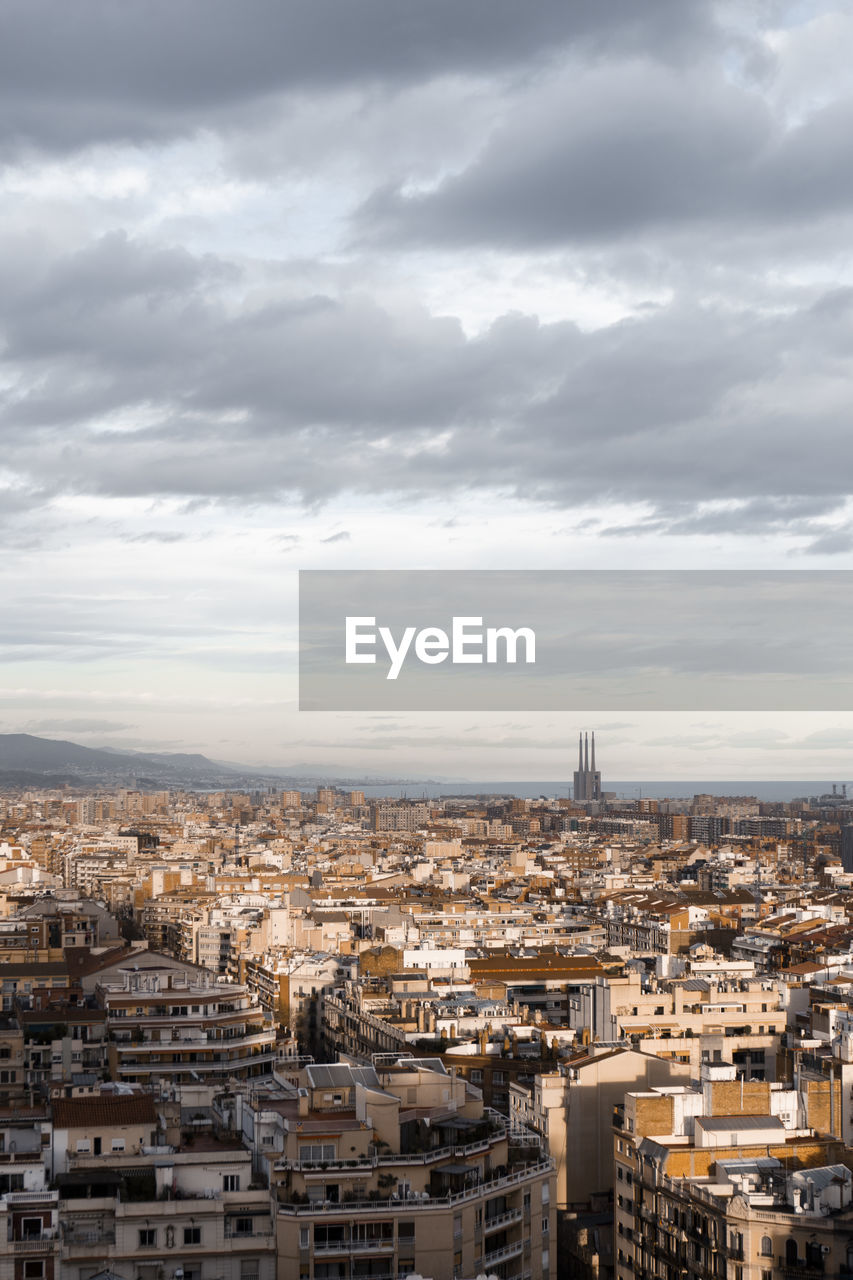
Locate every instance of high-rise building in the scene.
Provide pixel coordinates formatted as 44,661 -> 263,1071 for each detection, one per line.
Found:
573,731 -> 602,803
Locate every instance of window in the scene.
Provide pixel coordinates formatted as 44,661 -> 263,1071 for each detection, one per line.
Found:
184,1226 -> 201,1244
23,1264 -> 44,1280
223,1174 -> 240,1192
352,1222 -> 393,1244
299,1142 -> 336,1163
232,1217 -> 253,1236
760,1236 -> 773,1257
139,1228 -> 157,1247
111,1139 -> 125,1152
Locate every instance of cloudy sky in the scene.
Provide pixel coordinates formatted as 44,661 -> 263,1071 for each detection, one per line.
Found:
2,0 -> 853,783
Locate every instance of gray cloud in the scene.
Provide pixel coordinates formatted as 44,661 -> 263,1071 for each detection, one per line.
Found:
122,531 -> 189,544
601,497 -> 850,540
0,1 -> 719,154
21,717 -> 135,735
802,529 -> 853,556
2,234 -> 853,532
356,59 -> 853,252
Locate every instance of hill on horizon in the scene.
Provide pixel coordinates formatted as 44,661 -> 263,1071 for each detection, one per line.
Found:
0,733 -> 239,783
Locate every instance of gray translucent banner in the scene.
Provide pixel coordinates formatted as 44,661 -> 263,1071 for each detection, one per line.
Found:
299,570 -> 853,711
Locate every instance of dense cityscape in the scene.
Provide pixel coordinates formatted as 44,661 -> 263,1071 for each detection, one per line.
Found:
4,2 -> 853,1279
2,736 -> 853,1279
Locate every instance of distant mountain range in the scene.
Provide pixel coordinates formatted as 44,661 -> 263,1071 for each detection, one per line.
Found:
0,733 -> 414,790
0,734 -> 239,787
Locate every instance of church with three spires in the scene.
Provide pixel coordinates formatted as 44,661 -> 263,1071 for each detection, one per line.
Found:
573,730 -> 602,803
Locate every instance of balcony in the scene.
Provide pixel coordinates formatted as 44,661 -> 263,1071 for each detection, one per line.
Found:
61,1229 -> 117,1245
314,1238 -> 395,1255
12,1238 -> 56,1254
484,1207 -> 524,1232
484,1238 -> 525,1267
115,1050 -> 276,1073
60,1231 -> 117,1256
276,1134 -> 502,1176
3,1191 -> 58,1205
113,1029 -> 274,1051
278,1159 -> 554,1216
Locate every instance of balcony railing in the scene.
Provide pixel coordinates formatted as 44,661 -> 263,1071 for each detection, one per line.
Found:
484,1238 -> 525,1266
115,1050 -> 276,1073
277,1158 -> 554,1216
113,1030 -> 275,1052
2,1191 -> 59,1205
484,1206 -> 524,1232
276,1134 -> 501,1175
12,1238 -> 56,1254
60,1232 -> 117,1253
314,1238 -> 395,1255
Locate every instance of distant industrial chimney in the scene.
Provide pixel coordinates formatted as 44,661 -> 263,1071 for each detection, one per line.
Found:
573,731 -> 602,804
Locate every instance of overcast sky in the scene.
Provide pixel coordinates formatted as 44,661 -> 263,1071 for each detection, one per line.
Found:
2,0 -> 853,782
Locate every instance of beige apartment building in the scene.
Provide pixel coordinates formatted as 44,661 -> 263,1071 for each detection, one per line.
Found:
271,1058 -> 555,1280
569,970 -> 786,1045
89,952 -> 277,1085
55,1103 -> 274,1280
511,1046 -> 691,1212
613,1062 -> 846,1280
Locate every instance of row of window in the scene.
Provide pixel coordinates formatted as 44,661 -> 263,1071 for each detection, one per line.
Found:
139,1216 -> 255,1247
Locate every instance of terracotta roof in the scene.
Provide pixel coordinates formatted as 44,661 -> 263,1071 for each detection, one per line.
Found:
52,1094 -> 156,1130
